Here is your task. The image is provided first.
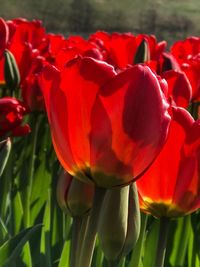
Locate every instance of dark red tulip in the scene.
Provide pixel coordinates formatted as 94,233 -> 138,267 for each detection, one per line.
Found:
0,97 -> 30,137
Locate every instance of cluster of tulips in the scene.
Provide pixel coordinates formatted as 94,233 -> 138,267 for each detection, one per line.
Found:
0,17 -> 199,267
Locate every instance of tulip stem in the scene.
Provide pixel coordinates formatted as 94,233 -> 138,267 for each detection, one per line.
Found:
70,217 -> 82,267
77,186 -> 106,267
107,259 -> 119,267
24,114 -> 41,227
155,217 -> 170,267
76,215 -> 89,264
129,213 -> 148,267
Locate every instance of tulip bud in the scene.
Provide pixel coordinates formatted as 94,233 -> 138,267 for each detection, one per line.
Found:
56,170 -> 94,217
4,49 -> 20,92
98,183 -> 140,261
0,138 -> 11,177
134,39 -> 150,64
161,52 -> 180,73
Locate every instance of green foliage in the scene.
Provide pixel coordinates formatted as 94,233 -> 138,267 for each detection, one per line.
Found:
0,224 -> 42,267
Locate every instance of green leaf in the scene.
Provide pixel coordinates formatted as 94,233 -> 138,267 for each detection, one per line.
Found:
11,191 -> 24,235
0,224 -> 42,266
21,243 -> 33,267
143,218 -> 160,267
188,215 -> 200,267
129,213 -> 148,267
0,218 -> 9,245
40,190 -> 51,267
168,216 -> 191,267
92,239 -> 104,267
58,240 -> 70,267
30,161 -> 51,225
0,138 -> 11,177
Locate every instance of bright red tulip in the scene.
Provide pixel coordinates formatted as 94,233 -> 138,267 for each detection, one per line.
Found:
39,56 -> 171,188
137,107 -> 200,217
0,97 -> 30,137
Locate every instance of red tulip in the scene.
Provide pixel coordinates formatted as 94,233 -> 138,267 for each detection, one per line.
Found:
89,32 -> 166,70
171,37 -> 200,101
39,56 -> 170,188
161,70 -> 192,108
0,97 -> 30,137
54,35 -> 103,69
171,37 -> 200,65
137,107 -> 200,217
0,18 -> 9,58
9,18 -> 46,49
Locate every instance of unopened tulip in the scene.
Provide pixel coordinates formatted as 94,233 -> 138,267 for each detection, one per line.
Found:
98,183 -> 140,261
56,170 -> 94,217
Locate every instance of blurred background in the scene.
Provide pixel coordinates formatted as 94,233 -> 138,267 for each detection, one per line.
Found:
0,0 -> 200,46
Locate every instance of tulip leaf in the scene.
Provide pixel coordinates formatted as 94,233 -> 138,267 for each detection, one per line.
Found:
167,216 -> 191,267
188,213 -> 200,267
58,240 -> 70,267
11,191 -> 24,235
129,213 -> 148,267
143,218 -> 160,267
0,224 -> 42,266
40,190 -> 51,267
0,138 -> 11,178
0,217 -> 9,245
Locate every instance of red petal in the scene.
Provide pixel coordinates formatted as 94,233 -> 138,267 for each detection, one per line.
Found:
97,65 -> 171,182
40,57 -> 116,179
0,18 -> 9,57
162,70 -> 192,108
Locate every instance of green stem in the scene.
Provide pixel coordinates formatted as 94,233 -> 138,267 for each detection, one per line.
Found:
173,215 -> 191,266
70,217 -> 82,267
24,114 -> 41,227
129,213 -> 148,267
154,217 -> 170,267
107,259 -> 119,267
76,215 -> 89,264
77,187 -> 107,267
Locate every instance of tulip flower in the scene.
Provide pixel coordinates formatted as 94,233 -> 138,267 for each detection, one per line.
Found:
89,32 -> 166,70
161,70 -> 192,108
98,183 -> 140,261
39,56 -> 171,188
171,37 -> 200,101
137,107 -> 200,217
0,97 -> 30,137
54,35 -> 104,69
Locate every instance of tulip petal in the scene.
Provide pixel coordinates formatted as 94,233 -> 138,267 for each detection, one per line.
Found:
137,107 -> 200,217
161,70 -> 192,108
96,65 -> 171,182
40,57 -> 116,181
